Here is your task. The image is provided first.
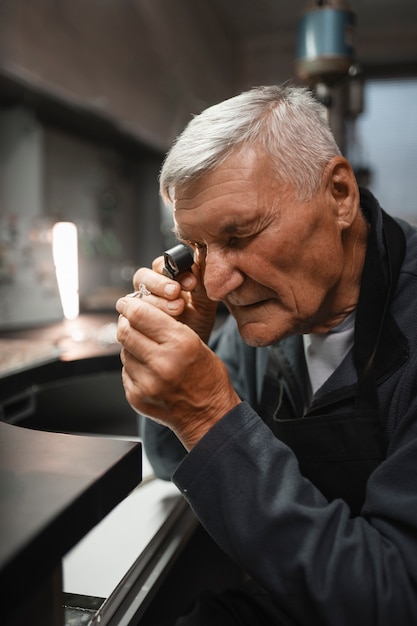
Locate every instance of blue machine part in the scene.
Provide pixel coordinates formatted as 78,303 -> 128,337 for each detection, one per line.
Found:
297,7 -> 355,60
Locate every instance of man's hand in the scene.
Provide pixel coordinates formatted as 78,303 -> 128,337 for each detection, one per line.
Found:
130,254 -> 218,344
116,296 -> 240,450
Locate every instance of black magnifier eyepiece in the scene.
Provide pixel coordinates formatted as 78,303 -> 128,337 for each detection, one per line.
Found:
162,243 -> 194,279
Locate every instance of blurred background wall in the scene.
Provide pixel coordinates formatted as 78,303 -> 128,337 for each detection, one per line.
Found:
0,0 -> 416,326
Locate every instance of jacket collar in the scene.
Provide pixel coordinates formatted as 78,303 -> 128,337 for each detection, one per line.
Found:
308,188 -> 408,410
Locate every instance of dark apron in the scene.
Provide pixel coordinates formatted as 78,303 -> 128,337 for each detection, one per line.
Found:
259,211 -> 406,516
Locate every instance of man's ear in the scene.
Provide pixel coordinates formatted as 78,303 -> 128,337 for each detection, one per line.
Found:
326,156 -> 360,229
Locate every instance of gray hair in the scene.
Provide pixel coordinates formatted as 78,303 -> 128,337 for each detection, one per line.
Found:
159,84 -> 341,203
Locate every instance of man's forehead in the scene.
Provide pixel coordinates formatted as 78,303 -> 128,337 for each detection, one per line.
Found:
174,179 -> 253,210
173,147 -> 269,202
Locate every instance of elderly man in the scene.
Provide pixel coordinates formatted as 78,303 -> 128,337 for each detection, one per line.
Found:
116,85 -> 417,625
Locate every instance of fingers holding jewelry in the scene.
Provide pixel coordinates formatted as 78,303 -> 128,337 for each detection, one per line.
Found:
128,265 -> 187,316
126,283 -> 151,299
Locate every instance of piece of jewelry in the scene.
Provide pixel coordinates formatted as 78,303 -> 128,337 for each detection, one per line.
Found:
127,283 -> 151,299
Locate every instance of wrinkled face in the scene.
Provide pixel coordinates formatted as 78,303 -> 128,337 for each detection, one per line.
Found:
174,148 -> 352,347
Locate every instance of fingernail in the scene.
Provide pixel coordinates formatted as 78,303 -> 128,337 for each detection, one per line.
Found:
116,298 -> 127,314
167,300 -> 181,312
181,275 -> 194,289
165,283 -> 177,296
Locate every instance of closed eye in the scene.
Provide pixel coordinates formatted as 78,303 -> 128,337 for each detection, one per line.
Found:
184,239 -> 206,252
227,234 -> 255,249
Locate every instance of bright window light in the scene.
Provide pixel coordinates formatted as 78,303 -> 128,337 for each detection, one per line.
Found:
52,222 -> 79,320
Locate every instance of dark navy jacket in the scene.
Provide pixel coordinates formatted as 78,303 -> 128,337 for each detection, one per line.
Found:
142,190 -> 417,625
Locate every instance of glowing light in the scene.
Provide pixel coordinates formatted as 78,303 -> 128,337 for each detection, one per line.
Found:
52,222 -> 79,320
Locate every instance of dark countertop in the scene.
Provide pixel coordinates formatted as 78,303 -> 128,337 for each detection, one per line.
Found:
0,420 -> 142,623
0,313 -> 121,362
0,313 -> 122,402
0,313 -> 143,624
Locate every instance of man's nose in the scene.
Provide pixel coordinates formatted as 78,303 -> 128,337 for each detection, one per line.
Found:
203,251 -> 243,301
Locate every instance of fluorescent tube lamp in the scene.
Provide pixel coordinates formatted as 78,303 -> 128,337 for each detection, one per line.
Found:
52,221 -> 79,320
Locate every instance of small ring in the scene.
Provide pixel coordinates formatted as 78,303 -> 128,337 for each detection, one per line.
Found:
127,283 -> 152,299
